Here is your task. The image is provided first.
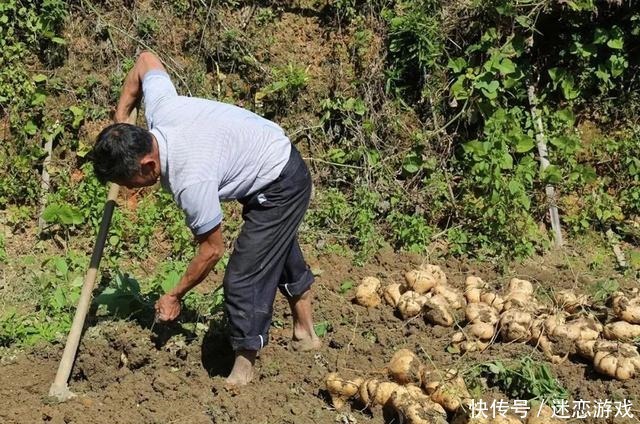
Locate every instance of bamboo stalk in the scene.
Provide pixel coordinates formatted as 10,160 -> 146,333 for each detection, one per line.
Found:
527,84 -> 564,248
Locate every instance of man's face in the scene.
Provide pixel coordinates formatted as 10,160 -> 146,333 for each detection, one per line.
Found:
116,162 -> 159,189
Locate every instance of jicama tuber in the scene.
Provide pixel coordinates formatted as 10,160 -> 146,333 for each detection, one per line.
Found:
388,349 -> 423,385
503,278 -> 534,311
389,388 -> 448,424
533,314 -> 603,360
325,373 -> 363,409
405,265 -> 446,294
612,293 -> 640,324
603,321 -> 640,341
526,404 -> 561,424
397,291 -> 427,319
424,294 -> 455,327
464,276 -> 485,304
450,302 -> 499,353
466,303 -> 499,326
355,277 -> 381,308
549,315 -> 602,343
426,369 -> 471,412
529,315 -> 566,364
432,285 -> 466,310
383,283 -> 404,307
450,332 -> 489,353
576,340 -> 640,380
555,289 -> 589,313
359,379 -> 401,407
499,309 -> 533,342
479,292 -> 505,312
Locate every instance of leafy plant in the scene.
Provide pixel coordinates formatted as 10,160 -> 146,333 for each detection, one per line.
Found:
256,63 -> 310,114
589,279 -> 619,303
467,357 -> 569,403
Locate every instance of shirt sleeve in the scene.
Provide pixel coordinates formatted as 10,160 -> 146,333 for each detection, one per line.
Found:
142,70 -> 178,126
176,182 -> 223,236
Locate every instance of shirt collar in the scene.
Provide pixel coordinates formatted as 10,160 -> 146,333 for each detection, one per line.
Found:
151,128 -> 170,190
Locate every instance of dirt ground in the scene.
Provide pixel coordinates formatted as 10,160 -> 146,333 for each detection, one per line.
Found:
1,248 -> 640,424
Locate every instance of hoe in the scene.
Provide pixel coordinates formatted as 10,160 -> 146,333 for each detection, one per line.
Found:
48,109 -> 137,401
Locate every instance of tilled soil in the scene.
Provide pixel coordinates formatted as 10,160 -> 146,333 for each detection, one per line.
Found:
1,250 -> 639,424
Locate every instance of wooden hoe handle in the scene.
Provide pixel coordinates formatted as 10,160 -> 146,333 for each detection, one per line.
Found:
49,109 -> 137,401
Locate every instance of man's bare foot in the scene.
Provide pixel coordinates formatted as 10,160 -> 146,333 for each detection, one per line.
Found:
292,325 -> 322,351
289,289 -> 322,352
226,350 -> 256,386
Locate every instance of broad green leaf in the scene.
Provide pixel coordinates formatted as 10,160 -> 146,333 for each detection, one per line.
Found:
508,179 -> 523,195
606,38 -> 623,50
554,108 -> 575,125
476,80 -> 499,100
23,120 -> 38,135
560,76 -> 580,100
495,58 -> 516,75
402,152 -> 422,174
451,75 -> 468,100
32,74 -> 47,83
515,135 -> 535,153
463,140 -> 485,156
593,27 -> 608,44
447,57 -> 467,73
541,165 -> 562,184
339,280 -> 354,294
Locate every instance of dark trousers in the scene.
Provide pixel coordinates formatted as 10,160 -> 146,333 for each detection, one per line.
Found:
223,146 -> 314,351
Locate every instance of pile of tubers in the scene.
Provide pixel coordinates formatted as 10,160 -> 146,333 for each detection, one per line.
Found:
353,266 -> 640,381
326,348 -> 561,424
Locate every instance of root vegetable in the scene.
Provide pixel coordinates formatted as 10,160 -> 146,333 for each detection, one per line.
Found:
389,388 -> 448,424
503,278 -> 534,311
405,265 -> 446,294
428,369 -> 471,412
423,294 -> 455,327
388,349 -> 423,385
555,289 -> 589,313
526,404 -> 561,423
465,276 -> 485,304
450,332 -> 490,353
479,292 -> 505,312
612,294 -> 640,324
432,285 -> 466,310
325,373 -> 363,409
593,341 -> 640,380
466,303 -> 500,326
549,315 -> 602,343
383,283 -> 404,307
467,322 -> 495,341
499,309 -> 533,342
529,315 -> 567,364
576,340 -> 640,380
603,321 -> 640,341
359,379 -> 401,407
398,291 -> 428,319
355,277 -> 381,308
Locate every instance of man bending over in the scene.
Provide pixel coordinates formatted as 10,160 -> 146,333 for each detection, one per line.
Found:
91,51 -> 321,386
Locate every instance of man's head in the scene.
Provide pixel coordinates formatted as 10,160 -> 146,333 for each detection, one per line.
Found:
92,123 -> 160,188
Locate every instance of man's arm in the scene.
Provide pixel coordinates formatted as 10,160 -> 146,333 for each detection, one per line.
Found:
114,51 -> 167,123
155,224 -> 225,321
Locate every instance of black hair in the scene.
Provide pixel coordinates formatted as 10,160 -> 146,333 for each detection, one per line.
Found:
91,123 -> 153,184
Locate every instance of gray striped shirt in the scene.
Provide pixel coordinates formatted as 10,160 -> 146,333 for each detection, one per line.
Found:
142,70 -> 291,235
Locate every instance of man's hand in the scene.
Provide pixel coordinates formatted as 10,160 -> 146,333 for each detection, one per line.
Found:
155,293 -> 181,322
